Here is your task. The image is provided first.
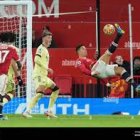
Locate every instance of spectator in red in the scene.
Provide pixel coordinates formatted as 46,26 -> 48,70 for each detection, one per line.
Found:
107,77 -> 128,98
105,55 -> 130,98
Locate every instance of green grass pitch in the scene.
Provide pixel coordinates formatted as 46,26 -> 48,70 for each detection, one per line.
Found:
0,115 -> 140,127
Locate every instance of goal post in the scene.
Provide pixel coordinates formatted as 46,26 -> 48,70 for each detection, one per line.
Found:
128,4 -> 134,98
0,1 -> 33,114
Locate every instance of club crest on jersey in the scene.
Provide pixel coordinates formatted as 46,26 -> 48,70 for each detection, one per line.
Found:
38,48 -> 42,54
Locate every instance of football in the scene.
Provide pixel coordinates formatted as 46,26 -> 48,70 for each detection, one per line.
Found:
103,24 -> 115,35
135,85 -> 140,94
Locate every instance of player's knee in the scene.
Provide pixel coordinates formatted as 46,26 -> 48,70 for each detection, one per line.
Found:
51,86 -> 59,92
3,94 -> 13,103
36,85 -> 46,93
114,66 -> 124,75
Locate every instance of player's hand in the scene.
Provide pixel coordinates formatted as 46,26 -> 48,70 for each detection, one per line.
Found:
48,68 -> 54,75
17,76 -> 23,86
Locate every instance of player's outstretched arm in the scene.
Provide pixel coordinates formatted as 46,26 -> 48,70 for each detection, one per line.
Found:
78,63 -> 91,76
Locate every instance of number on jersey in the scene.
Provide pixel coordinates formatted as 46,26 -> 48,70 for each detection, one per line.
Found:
0,50 -> 9,63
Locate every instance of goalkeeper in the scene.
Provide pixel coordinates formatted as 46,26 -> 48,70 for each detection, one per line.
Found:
23,30 -> 59,118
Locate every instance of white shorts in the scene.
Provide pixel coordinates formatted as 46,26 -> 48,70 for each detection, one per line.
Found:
0,74 -> 8,96
91,60 -> 118,78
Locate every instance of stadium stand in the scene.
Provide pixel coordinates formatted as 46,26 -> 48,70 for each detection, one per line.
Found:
54,74 -> 72,96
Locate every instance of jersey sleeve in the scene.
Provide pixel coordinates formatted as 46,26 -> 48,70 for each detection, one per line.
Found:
34,54 -> 42,65
35,47 -> 42,65
76,60 -> 91,76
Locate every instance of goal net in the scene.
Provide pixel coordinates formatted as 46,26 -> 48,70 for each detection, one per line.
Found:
1,1 -> 33,114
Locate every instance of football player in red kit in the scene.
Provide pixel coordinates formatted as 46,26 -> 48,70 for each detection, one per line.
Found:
75,24 -> 134,85
0,32 -> 23,120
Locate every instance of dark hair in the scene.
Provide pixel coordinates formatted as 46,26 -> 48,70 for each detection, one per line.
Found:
133,56 -> 140,63
43,25 -> 50,31
76,44 -> 84,53
0,32 -> 16,43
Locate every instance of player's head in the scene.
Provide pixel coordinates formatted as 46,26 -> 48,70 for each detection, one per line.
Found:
42,30 -> 52,47
76,44 -> 87,57
0,32 -> 16,43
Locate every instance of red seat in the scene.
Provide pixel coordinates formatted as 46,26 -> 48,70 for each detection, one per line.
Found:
54,75 -> 72,96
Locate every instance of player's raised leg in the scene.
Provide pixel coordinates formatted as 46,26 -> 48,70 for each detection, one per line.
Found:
109,24 -> 134,84
99,23 -> 125,64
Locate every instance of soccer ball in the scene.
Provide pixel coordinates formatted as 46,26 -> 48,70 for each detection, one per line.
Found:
103,24 -> 115,35
135,85 -> 140,93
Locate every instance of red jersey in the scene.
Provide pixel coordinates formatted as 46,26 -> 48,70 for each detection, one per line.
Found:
75,57 -> 96,76
0,44 -> 19,75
